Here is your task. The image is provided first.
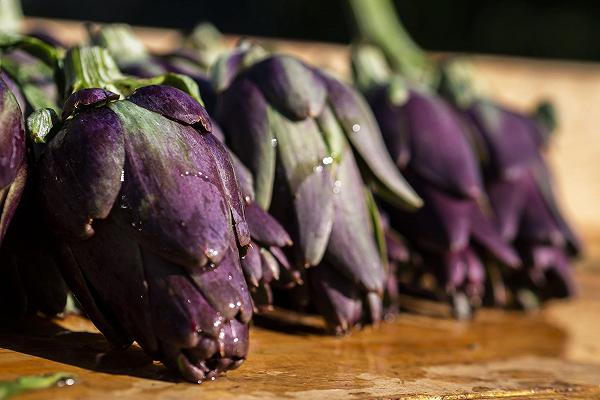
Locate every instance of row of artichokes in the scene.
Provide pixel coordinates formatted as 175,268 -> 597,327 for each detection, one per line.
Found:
0,16 -> 579,384
348,0 -> 581,315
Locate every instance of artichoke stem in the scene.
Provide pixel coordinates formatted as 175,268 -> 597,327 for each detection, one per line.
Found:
0,0 -> 23,34
63,45 -> 125,98
347,0 -> 435,85
90,24 -> 150,68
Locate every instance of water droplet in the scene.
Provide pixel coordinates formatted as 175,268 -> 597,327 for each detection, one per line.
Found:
180,220 -> 187,228
313,165 -> 323,173
219,330 -> 225,339
322,156 -> 333,165
58,377 -> 76,387
352,123 -> 361,133
210,376 -> 216,381
186,299 -> 192,304
120,169 -> 125,182
205,248 -> 219,259
236,301 -> 242,307
333,180 -> 342,194
233,337 -> 239,343
271,138 -> 278,147
213,318 -> 222,328
227,274 -> 233,281
228,302 -> 236,309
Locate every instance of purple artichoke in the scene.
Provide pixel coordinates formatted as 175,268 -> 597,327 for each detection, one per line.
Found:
37,46 -> 253,382
463,99 -> 581,304
0,39 -> 71,320
92,25 -> 298,314
0,74 -> 43,320
367,84 -> 521,316
216,52 -> 421,333
0,75 -> 26,243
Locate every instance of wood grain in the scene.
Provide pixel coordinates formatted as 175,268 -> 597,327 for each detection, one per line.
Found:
3,18 -> 600,399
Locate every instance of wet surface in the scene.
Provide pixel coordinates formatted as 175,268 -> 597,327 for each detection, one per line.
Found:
1,286 -> 600,399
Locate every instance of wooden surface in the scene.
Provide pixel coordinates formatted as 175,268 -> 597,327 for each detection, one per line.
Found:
2,18 -> 599,399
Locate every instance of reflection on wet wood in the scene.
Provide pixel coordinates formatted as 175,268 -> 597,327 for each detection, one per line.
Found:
1,283 -> 600,400
4,17 -> 600,399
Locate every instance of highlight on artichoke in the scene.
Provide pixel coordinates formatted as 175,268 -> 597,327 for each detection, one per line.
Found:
347,0 -> 580,314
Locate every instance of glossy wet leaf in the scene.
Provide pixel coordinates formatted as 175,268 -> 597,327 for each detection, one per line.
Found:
0,373 -> 75,400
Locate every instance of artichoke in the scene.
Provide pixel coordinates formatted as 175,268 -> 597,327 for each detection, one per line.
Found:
0,39 -> 68,319
0,73 -> 26,247
37,46 -> 252,382
91,24 -> 297,311
458,96 -> 581,304
365,78 -> 521,316
216,51 -> 421,333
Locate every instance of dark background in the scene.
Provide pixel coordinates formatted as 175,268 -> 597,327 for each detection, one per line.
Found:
22,0 -> 600,61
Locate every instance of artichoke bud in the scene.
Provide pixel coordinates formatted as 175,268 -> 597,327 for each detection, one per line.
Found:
217,53 -> 409,332
36,47 -> 255,381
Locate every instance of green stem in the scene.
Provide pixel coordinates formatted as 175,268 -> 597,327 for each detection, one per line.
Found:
64,46 -> 203,104
351,44 -> 393,92
115,73 -> 203,105
0,0 -> 23,34
347,0 -> 435,85
185,22 -> 226,70
62,45 -> 125,97
89,24 -> 150,68
0,33 -> 61,69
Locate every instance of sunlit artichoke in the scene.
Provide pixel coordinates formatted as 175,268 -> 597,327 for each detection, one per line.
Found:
36,46 -> 253,382
216,51 -> 420,333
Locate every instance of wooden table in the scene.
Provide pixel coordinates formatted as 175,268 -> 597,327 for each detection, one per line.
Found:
1,18 -> 599,399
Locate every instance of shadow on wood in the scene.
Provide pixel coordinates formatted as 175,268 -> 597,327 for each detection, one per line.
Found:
0,316 -> 178,382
